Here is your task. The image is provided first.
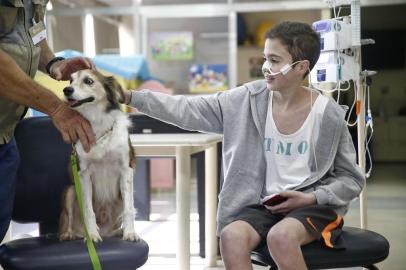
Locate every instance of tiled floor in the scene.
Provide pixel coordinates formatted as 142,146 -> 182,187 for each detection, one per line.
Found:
8,163 -> 406,270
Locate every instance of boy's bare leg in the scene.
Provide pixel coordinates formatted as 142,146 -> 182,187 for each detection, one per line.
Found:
220,220 -> 261,270
267,217 -> 316,270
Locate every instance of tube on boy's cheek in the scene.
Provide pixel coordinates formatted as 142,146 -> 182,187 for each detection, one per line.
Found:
262,60 -> 305,77
262,60 -> 293,77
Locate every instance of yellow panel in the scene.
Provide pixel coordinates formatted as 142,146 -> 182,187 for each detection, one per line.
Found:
34,71 -> 69,99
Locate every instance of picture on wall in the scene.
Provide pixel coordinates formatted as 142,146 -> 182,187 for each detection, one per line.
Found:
189,64 -> 228,93
150,31 -> 193,61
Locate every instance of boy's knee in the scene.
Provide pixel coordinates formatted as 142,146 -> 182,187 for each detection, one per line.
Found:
220,221 -> 252,247
267,226 -> 299,251
220,223 -> 242,245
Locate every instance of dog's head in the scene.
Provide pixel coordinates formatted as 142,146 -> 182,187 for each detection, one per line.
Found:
63,69 -> 125,112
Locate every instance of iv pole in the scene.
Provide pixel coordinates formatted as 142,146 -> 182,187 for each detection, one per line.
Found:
352,0 -> 368,229
323,0 -> 370,229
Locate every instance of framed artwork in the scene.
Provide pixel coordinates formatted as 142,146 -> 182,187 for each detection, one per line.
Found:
189,64 -> 228,93
150,31 -> 193,61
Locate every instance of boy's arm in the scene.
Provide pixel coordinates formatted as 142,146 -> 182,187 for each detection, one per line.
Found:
127,89 -> 225,134
312,126 -> 366,206
271,122 -> 366,214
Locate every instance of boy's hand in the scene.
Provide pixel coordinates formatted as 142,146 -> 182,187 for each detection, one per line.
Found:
122,90 -> 132,105
268,190 -> 316,214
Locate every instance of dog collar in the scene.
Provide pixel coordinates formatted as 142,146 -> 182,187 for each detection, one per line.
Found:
96,123 -> 115,143
71,122 -> 115,151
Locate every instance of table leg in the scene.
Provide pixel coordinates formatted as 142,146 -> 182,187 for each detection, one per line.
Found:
176,146 -> 191,270
205,143 -> 218,267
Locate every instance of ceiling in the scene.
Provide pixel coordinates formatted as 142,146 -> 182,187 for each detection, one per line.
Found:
53,0 -> 269,8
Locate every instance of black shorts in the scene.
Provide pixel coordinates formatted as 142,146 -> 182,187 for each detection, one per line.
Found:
232,204 -> 345,249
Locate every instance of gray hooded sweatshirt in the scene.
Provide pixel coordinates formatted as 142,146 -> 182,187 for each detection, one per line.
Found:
130,80 -> 365,235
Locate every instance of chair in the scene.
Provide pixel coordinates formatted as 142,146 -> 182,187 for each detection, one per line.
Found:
251,226 -> 389,270
0,117 -> 149,270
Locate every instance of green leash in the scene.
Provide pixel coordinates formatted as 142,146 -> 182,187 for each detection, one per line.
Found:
70,151 -> 103,270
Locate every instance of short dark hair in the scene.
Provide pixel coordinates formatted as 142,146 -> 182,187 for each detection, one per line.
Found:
265,21 -> 320,74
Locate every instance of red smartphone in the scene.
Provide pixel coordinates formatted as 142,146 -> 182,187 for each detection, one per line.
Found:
262,194 -> 287,207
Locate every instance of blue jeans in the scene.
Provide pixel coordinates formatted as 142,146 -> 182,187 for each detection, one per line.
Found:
0,138 -> 19,242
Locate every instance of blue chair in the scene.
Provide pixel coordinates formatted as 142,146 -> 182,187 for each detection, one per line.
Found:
0,117 -> 149,270
251,225 -> 389,269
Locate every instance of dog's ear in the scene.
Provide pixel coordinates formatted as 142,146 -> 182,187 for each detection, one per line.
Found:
103,76 -> 125,104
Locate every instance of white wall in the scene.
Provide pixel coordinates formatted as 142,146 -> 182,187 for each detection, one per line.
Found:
51,16 -> 84,53
94,16 -> 120,54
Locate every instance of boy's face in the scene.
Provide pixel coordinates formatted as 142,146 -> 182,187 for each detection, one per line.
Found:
263,38 -> 301,91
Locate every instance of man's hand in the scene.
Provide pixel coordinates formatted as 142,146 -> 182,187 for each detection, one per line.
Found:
268,190 -> 316,214
50,57 -> 95,81
50,103 -> 96,152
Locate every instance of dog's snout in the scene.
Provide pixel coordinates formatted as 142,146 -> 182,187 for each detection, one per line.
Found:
63,86 -> 74,97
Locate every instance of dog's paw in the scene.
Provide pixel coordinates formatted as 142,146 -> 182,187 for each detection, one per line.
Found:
123,231 -> 140,242
88,232 -> 103,243
59,230 -> 76,241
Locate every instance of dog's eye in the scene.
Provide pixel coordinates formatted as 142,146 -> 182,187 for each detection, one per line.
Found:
84,77 -> 94,85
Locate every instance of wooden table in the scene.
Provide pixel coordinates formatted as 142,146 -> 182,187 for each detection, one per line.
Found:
130,133 -> 222,270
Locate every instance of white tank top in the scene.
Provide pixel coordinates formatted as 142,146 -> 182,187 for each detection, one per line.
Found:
261,91 -> 328,198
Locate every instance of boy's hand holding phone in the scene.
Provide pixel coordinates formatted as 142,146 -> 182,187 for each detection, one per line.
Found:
261,194 -> 288,207
261,190 -> 316,213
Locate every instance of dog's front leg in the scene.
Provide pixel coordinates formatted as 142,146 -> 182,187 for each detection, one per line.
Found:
120,167 -> 139,241
59,186 -> 77,240
81,169 -> 102,242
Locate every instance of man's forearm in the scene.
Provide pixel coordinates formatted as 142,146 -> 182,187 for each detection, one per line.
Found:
0,48 -> 62,115
38,40 -> 55,73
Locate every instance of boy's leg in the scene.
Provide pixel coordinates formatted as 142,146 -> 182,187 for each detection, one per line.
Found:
266,205 -> 344,270
267,217 -> 315,270
220,220 -> 261,270
220,204 -> 284,270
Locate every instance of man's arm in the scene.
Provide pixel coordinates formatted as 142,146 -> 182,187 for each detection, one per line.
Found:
38,40 -> 55,73
0,47 -> 60,116
0,48 -> 95,151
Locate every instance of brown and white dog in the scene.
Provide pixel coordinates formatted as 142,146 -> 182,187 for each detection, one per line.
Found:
58,69 -> 139,242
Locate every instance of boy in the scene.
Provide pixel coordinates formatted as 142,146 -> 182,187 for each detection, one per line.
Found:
124,21 -> 365,270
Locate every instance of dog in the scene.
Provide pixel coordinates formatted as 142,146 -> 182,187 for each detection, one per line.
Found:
58,69 -> 139,242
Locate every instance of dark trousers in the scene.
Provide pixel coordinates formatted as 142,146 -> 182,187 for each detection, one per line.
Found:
0,138 -> 19,242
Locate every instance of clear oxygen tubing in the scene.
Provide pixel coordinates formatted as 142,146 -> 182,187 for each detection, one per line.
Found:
364,77 -> 373,179
262,60 -> 305,77
346,80 -> 359,127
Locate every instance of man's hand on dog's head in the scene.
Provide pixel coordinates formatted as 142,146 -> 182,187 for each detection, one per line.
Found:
50,57 -> 95,81
50,103 -> 96,152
